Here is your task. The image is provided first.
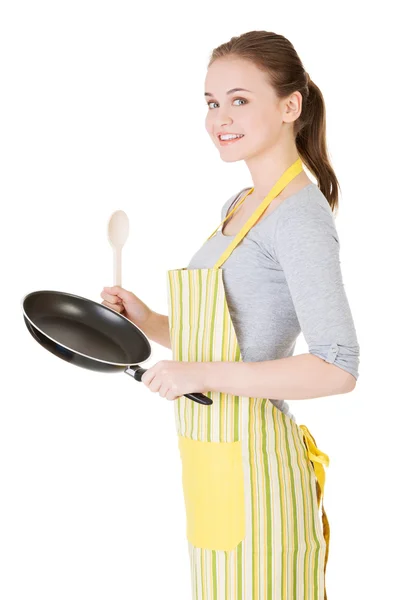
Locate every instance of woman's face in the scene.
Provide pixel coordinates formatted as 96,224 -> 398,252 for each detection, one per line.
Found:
204,57 -> 297,163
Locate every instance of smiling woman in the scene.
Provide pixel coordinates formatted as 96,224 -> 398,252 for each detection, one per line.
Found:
161,29 -> 359,600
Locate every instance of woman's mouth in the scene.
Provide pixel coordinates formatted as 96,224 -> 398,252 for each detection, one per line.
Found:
218,134 -> 245,146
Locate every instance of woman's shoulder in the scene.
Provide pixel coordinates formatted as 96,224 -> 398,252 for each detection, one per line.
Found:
254,183 -> 335,234
244,183 -> 339,255
272,183 -> 340,250
274,183 -> 335,227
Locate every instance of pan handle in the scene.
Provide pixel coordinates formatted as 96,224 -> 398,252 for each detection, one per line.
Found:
124,365 -> 213,405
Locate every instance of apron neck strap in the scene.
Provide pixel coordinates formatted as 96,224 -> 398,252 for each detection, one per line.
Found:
207,158 -> 304,270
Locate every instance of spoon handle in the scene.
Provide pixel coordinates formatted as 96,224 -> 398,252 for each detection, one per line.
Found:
113,247 -> 122,286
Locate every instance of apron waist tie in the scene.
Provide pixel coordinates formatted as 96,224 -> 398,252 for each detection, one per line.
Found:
299,424 -> 330,600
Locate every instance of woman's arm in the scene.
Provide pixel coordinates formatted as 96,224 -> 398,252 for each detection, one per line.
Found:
139,311 -> 171,349
199,189 -> 360,400
200,352 -> 355,400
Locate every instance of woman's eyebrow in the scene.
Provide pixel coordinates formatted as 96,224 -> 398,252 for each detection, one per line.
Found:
204,88 -> 253,97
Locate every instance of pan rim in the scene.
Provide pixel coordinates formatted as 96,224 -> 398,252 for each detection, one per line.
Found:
21,290 -> 153,367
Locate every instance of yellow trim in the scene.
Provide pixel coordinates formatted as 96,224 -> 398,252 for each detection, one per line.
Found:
299,424 -> 330,499
299,424 -> 331,597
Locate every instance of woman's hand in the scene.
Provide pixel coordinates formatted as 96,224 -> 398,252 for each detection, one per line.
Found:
100,286 -> 153,327
141,360 -> 208,401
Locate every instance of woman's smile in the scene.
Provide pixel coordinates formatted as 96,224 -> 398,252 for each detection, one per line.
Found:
218,134 -> 245,146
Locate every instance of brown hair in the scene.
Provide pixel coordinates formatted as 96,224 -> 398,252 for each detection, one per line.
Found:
208,30 -> 341,215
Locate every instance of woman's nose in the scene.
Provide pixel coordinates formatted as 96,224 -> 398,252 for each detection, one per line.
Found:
215,114 -> 234,127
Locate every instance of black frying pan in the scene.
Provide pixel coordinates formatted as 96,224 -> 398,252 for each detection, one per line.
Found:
22,290 -> 213,406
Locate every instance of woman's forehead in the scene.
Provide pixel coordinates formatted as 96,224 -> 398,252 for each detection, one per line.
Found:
205,59 -> 271,95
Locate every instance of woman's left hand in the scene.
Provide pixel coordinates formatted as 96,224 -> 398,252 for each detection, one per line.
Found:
140,360 -> 208,401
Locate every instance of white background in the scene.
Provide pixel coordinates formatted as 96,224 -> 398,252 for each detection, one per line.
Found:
1,1 -> 398,598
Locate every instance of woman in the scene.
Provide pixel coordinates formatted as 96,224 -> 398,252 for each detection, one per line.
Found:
101,30 -> 359,600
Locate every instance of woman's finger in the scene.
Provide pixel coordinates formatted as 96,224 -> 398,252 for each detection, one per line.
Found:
101,291 -> 123,304
158,383 -> 170,398
102,300 -> 123,313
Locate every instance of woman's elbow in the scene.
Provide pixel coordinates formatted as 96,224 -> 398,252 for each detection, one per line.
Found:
329,362 -> 357,394
341,372 -> 357,394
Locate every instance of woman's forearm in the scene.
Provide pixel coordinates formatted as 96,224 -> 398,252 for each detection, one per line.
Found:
202,353 -> 356,399
138,311 -> 171,349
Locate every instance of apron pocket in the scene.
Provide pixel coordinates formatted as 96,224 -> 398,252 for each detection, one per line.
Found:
178,435 -> 246,551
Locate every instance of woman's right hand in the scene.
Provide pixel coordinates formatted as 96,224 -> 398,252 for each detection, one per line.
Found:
100,286 -> 153,328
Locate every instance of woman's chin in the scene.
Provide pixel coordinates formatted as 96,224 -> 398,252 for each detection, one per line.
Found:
219,153 -> 244,163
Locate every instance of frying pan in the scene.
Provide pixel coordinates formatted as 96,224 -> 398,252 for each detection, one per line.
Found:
21,290 -> 213,406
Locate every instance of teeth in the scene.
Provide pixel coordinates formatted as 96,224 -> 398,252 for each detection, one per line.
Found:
220,134 -> 244,140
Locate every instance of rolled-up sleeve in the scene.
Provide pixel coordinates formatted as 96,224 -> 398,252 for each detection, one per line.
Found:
273,192 -> 360,380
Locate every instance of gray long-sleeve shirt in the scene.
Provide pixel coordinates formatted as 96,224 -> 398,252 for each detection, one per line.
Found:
186,183 -> 360,422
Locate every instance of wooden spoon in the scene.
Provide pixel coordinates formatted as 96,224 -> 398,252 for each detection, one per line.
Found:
107,210 -> 129,286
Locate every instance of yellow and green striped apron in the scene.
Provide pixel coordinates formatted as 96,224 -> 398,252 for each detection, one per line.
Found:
166,158 -> 331,599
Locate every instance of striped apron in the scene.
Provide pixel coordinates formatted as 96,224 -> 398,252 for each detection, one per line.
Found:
166,158 -> 331,599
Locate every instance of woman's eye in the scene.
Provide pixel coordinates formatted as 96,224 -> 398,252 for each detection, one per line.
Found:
207,98 -> 247,109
